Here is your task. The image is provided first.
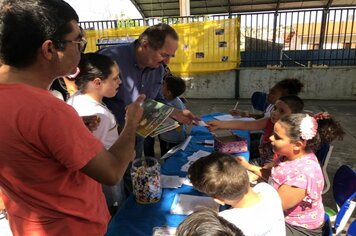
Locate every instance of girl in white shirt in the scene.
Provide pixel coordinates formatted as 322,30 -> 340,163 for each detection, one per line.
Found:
67,53 -> 122,214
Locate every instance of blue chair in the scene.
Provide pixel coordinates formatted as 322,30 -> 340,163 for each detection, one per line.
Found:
323,214 -> 333,236
315,143 -> 334,194
347,220 -> 356,236
251,91 -> 269,112
333,165 -> 356,209
324,165 -> 356,236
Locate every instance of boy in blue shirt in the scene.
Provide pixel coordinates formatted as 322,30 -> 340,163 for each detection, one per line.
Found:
159,75 -> 187,156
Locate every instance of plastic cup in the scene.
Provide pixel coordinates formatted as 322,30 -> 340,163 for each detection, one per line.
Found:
131,157 -> 162,204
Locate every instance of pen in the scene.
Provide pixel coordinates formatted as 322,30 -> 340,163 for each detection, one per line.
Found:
196,142 -> 214,146
233,100 -> 239,110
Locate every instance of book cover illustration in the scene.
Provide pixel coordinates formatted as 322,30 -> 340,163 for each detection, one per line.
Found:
136,99 -> 177,138
150,117 -> 180,137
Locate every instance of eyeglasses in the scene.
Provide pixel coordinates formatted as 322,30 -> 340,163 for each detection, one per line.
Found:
61,38 -> 87,53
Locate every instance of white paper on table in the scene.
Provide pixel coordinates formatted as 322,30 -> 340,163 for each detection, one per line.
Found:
213,114 -> 256,121
152,226 -> 176,236
182,177 -> 192,186
160,175 -> 185,189
170,194 -> 219,215
161,136 -> 192,160
180,160 -> 195,172
213,114 -> 239,121
187,150 -> 211,161
193,120 -> 208,126
180,135 -> 192,151
180,150 -> 211,172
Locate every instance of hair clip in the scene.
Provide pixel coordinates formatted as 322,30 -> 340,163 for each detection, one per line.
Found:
300,114 -> 318,140
313,112 -> 330,121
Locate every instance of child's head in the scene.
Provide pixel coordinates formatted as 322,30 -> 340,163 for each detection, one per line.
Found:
267,79 -> 304,105
314,112 -> 345,144
271,113 -> 344,155
188,152 -> 249,201
270,95 -> 304,124
162,75 -> 186,101
75,53 -> 121,98
176,207 -> 245,236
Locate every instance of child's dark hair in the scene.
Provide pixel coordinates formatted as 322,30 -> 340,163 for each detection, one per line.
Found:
75,53 -> 116,91
274,79 -> 304,96
315,113 -> 345,144
279,113 -> 345,152
164,75 -> 186,98
176,207 -> 245,236
188,152 -> 249,201
278,95 -> 304,113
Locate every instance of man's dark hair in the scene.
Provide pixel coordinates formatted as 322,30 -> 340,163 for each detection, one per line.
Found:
0,0 -> 79,68
176,207 -> 245,236
164,75 -> 186,98
138,23 -> 178,50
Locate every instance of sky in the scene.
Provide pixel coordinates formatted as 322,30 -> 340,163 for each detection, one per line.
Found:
64,0 -> 142,21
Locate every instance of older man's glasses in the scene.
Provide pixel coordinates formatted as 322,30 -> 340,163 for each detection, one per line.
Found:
61,38 -> 87,53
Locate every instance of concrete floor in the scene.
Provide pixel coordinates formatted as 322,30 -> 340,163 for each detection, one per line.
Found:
185,98 -> 356,211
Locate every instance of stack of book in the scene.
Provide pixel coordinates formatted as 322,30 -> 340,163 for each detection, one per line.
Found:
136,99 -> 180,138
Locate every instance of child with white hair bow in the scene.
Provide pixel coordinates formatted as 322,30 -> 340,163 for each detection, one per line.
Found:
238,113 -> 344,236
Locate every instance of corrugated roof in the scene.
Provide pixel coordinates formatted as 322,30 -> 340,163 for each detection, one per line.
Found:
130,0 -> 356,18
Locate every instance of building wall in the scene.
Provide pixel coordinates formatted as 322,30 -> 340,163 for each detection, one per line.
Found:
183,67 -> 356,100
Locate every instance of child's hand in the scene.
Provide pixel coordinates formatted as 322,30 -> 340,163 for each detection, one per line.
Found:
235,156 -> 251,170
82,115 -> 100,132
247,171 -> 260,183
206,120 -> 222,131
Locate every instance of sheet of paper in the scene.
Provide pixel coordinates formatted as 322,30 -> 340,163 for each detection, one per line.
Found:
170,194 -> 219,215
187,150 -> 211,161
181,135 -> 192,151
180,160 -> 195,172
193,120 -> 208,126
160,136 -> 192,160
180,150 -> 211,172
213,114 -> 255,122
152,226 -> 176,236
182,177 -> 192,186
213,114 -> 239,121
160,175 -> 185,189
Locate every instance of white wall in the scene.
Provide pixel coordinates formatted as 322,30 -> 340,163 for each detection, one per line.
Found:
183,67 -> 356,100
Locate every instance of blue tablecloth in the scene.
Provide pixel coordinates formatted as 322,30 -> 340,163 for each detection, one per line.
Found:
106,113 -> 250,236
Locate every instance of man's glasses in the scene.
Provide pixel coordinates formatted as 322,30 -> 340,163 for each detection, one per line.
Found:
61,38 -> 87,53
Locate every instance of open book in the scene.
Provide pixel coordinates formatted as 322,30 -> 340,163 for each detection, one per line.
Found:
136,99 -> 180,138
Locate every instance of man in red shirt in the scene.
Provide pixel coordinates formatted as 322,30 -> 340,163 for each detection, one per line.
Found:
0,0 -> 144,235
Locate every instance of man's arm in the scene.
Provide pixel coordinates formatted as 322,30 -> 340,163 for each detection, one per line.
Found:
80,95 -> 145,185
170,108 -> 200,125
